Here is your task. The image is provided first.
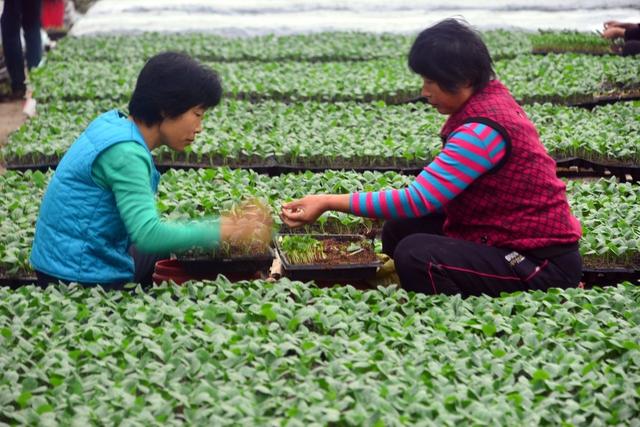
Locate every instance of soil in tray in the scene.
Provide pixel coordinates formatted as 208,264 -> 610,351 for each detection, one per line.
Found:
582,254 -> 640,270
292,238 -> 377,266
176,243 -> 273,277
178,241 -> 271,260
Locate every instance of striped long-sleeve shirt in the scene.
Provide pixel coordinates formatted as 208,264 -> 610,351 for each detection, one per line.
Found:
350,122 -> 507,219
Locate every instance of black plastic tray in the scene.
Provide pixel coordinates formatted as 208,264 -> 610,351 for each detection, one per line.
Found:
581,268 -> 640,287
0,276 -> 38,288
271,164 -> 423,176
275,234 -> 381,282
177,249 -> 274,275
7,154 -> 640,183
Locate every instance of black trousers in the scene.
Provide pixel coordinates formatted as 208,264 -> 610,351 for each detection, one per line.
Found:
622,40 -> 640,56
381,215 -> 583,297
35,246 -> 162,290
1,0 -> 42,92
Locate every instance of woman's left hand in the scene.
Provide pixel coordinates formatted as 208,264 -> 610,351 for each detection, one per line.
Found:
280,195 -> 329,228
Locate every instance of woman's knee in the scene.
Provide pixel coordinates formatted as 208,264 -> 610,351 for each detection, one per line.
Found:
394,233 -> 442,259
393,235 -> 415,267
393,234 -> 439,293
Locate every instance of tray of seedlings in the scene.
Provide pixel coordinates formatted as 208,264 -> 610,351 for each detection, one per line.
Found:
581,267 -> 640,288
176,245 -> 274,277
174,199 -> 274,278
580,254 -> 640,287
275,233 -> 382,283
530,30 -> 618,56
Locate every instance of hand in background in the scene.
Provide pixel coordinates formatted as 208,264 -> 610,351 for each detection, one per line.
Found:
604,21 -> 636,30
602,26 -> 626,39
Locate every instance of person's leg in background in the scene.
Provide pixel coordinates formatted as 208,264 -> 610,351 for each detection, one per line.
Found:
1,0 -> 27,96
622,40 -> 640,56
21,0 -> 43,70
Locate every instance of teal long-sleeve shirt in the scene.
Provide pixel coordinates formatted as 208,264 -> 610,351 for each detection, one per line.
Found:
91,141 -> 220,254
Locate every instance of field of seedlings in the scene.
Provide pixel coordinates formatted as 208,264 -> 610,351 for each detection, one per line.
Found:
1,30 -> 639,424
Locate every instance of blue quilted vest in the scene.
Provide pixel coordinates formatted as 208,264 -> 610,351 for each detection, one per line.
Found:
30,110 -> 160,284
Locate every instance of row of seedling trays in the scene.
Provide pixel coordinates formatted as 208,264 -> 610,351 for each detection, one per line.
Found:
156,234 -> 381,287
7,157 -> 640,182
159,233 -> 639,289
1,233 -> 637,288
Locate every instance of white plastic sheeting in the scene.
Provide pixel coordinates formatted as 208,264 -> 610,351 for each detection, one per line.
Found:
70,0 -> 640,36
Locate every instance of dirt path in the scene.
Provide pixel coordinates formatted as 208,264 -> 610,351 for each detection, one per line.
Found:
0,99 -> 27,173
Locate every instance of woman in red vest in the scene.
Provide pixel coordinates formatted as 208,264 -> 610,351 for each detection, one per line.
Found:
281,19 -> 583,297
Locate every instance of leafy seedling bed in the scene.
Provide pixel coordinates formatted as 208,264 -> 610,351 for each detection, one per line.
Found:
276,234 -> 381,283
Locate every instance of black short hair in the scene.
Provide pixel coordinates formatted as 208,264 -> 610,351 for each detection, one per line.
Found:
129,52 -> 222,126
408,18 -> 495,93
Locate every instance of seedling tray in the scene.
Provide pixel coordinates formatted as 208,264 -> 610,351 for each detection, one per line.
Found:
0,276 -> 38,289
275,234 -> 381,283
581,267 -> 640,287
532,48 -> 615,56
177,249 -> 274,276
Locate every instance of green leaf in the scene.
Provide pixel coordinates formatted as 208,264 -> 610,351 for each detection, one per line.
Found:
533,369 -> 550,381
49,374 -> 64,387
482,323 -> 497,337
36,403 -> 54,414
16,391 -> 31,408
260,303 -> 277,321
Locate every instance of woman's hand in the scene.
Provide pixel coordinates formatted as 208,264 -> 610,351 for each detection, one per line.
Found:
280,195 -> 330,228
220,199 -> 273,248
602,26 -> 626,39
220,214 -> 272,248
604,20 -> 636,30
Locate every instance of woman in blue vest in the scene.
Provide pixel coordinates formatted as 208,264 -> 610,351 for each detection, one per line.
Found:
31,52 -> 272,289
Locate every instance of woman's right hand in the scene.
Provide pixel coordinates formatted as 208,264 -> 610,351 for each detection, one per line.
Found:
604,20 -> 636,30
602,26 -> 626,39
220,199 -> 273,247
280,195 -> 330,228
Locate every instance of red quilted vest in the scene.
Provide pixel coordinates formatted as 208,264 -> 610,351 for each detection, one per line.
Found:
440,80 -> 581,250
